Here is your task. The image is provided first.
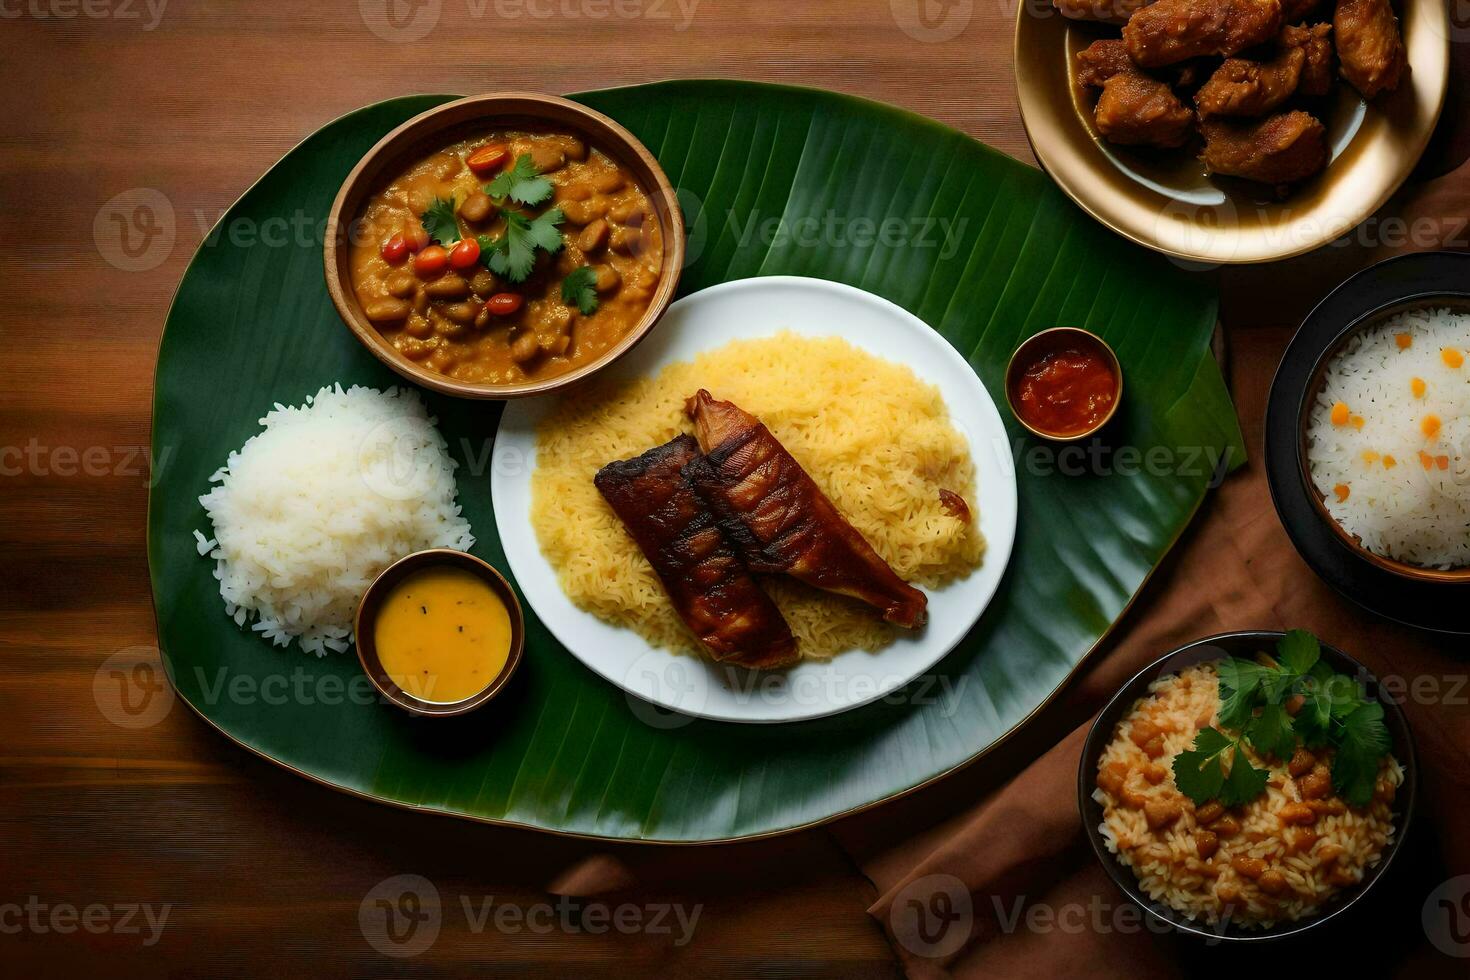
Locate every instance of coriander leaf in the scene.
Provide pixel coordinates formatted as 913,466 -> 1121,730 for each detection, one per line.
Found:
1244,702 -> 1296,761
525,208 -> 565,253
1324,673 -> 1367,719
1296,692 -> 1332,749
1296,659 -> 1337,746
1217,657 -> 1266,729
1220,746 -> 1270,807
1260,660 -> 1298,704
1276,629 -> 1321,676
1332,701 -> 1391,806
1172,727 -> 1233,805
480,209 -> 565,282
421,196 -> 461,245
482,215 -> 535,282
561,266 -> 599,315
485,154 -> 553,207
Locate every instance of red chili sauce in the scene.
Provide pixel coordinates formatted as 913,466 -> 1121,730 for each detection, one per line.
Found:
1011,345 -> 1118,437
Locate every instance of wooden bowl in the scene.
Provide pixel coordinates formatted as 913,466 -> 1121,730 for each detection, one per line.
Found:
355,549 -> 525,717
1004,326 -> 1123,441
1297,294 -> 1470,585
324,92 -> 684,400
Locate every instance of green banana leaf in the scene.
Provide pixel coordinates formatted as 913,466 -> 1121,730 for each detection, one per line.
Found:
149,81 -> 1243,842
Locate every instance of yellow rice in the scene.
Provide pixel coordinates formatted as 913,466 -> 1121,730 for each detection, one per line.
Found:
1095,662 -> 1401,929
531,333 -> 985,659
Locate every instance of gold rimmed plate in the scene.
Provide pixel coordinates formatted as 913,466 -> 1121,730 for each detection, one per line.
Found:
1015,1 -> 1450,265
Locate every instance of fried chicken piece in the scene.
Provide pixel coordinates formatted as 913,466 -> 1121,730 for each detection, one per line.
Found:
1170,60 -> 1212,91
1283,22 -> 1335,97
1096,72 -> 1197,146
1054,0 -> 1155,21
1200,110 -> 1328,185
1196,45 -> 1306,116
1075,39 -> 1135,87
1124,0 -> 1284,67
1077,40 -> 1197,148
1335,0 -> 1407,98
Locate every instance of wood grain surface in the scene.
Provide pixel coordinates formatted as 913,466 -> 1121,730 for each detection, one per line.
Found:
2,1 -> 1466,975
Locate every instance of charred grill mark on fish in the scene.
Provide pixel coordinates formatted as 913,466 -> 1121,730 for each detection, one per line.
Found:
595,434 -> 798,670
683,390 -> 928,629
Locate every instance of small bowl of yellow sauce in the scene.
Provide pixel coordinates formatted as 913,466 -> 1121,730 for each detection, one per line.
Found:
355,549 -> 524,717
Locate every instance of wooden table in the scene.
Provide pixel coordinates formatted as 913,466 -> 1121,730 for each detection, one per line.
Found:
4,2 -> 1464,976
2,2 -> 1033,974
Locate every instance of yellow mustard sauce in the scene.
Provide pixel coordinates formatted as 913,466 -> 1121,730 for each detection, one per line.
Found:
374,566 -> 511,703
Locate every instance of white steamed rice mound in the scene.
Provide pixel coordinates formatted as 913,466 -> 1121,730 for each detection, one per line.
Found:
1307,307 -> 1470,569
194,384 -> 474,655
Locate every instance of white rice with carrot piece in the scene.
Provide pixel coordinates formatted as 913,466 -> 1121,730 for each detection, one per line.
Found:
1306,307 -> 1470,568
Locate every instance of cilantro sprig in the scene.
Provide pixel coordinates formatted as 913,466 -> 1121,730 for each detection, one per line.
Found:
1171,630 -> 1392,808
485,154 -> 553,207
561,266 -> 599,315
477,208 -> 564,283
420,196 -> 461,245
1172,727 -> 1270,807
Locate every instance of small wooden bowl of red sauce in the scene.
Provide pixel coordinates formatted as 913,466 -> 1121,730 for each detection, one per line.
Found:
1005,327 -> 1123,441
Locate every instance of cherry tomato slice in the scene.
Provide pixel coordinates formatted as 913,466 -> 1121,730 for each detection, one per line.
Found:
448,237 -> 481,271
466,144 -> 509,177
413,245 -> 448,277
485,292 -> 523,316
402,224 -> 430,253
380,234 -> 409,265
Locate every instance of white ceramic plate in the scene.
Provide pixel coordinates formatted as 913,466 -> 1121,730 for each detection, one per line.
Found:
492,276 -> 1018,723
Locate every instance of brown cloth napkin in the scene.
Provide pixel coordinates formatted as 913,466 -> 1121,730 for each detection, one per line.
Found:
842,157 -> 1470,978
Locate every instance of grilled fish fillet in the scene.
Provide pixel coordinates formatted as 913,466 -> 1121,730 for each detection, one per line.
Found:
595,434 -> 798,670
683,390 -> 928,629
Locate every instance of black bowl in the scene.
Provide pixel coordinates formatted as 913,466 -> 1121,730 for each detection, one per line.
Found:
1265,251 -> 1470,634
1078,631 -> 1417,943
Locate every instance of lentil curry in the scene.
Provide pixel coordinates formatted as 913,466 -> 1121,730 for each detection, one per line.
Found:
350,130 -> 664,385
